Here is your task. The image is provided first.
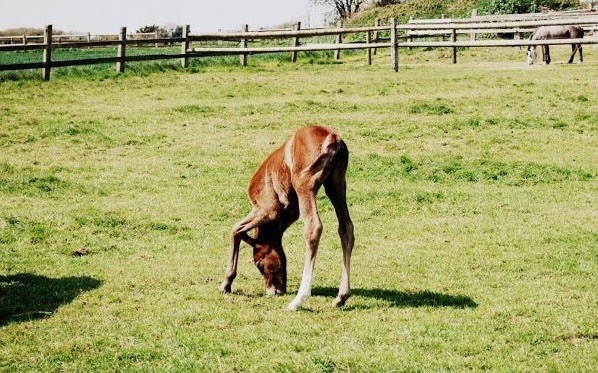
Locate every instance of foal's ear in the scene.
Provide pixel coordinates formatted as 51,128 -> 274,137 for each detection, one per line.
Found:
240,232 -> 256,247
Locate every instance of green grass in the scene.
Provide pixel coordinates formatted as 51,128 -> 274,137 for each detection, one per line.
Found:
347,0 -> 579,26
0,45 -> 341,82
1,47 -> 597,372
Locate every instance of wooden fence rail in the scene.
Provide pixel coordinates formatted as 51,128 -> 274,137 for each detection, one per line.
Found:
409,9 -> 596,24
1,13 -> 597,79
405,14 -> 598,43
0,32 -> 159,46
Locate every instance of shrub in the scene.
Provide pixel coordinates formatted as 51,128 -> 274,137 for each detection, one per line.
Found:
479,0 -> 579,14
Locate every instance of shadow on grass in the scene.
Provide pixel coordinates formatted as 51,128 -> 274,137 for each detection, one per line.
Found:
0,273 -> 102,326
313,287 -> 478,309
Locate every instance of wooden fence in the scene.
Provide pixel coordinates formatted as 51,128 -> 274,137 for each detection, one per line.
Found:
0,32 -> 159,46
407,9 -> 597,42
1,12 -> 597,79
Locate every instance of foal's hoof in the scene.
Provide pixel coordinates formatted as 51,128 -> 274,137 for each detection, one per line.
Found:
287,295 -> 308,311
333,294 -> 350,307
266,287 -> 285,296
287,300 -> 302,311
219,283 -> 232,293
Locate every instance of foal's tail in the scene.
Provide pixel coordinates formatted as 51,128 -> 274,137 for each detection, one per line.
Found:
329,139 -> 348,172
308,134 -> 347,175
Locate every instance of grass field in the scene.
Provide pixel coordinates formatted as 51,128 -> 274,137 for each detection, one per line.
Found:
1,47 -> 597,371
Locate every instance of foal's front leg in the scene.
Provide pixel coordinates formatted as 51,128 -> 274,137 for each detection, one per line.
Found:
219,232 -> 242,293
220,209 -> 273,293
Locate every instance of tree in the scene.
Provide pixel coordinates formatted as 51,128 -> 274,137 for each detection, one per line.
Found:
170,25 -> 184,38
136,25 -> 168,38
137,24 -> 183,38
311,0 -> 368,20
480,0 -> 538,14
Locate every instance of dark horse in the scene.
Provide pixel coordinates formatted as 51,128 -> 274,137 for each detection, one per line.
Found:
527,25 -> 584,65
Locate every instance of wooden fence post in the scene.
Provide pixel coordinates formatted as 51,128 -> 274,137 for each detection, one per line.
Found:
452,28 -> 457,64
366,29 -> 372,65
373,18 -> 380,55
335,20 -> 343,60
408,17 -> 414,49
390,18 -> 398,72
181,25 -> 190,68
514,27 -> 521,50
240,24 -> 248,66
470,9 -> 477,41
117,27 -> 126,73
42,25 -> 52,81
291,22 -> 301,62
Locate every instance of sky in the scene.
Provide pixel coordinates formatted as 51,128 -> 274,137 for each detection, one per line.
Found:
0,1 -> 330,34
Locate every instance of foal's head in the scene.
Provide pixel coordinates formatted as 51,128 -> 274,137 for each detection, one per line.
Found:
241,222 -> 287,295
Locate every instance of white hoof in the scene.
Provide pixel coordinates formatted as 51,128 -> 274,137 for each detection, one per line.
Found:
287,302 -> 300,311
287,295 -> 308,311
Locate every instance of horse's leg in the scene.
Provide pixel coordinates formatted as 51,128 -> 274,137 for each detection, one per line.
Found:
288,188 -> 322,311
324,165 -> 354,307
220,209 -> 275,293
231,208 -> 272,235
568,44 -> 577,64
579,44 -> 583,63
220,231 -> 243,293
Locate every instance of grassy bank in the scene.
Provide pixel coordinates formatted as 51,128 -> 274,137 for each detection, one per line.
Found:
1,49 -> 597,371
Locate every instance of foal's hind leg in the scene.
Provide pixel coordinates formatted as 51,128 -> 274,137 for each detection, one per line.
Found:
324,172 -> 354,307
287,187 -> 323,311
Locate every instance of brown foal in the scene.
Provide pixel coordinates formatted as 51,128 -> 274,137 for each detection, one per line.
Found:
219,125 -> 355,310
